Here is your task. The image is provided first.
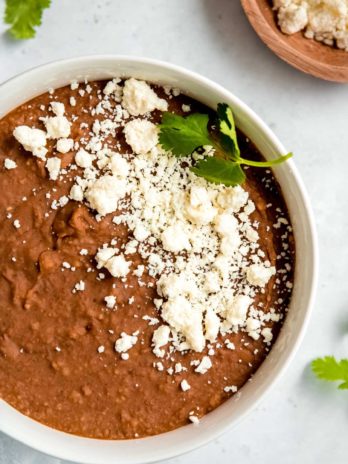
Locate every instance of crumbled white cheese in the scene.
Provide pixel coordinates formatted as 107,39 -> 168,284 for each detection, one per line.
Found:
204,309 -> 220,342
216,186 -> 248,212
102,79 -> 123,101
180,379 -> 191,391
224,295 -> 252,327
133,265 -> 145,278
189,415 -> 200,424
185,186 -> 217,225
115,332 -> 138,353
109,153 -> 130,178
204,271 -> 220,293
225,340 -> 235,350
46,157 -> 61,180
70,80 -> 79,90
214,213 -> 238,236
161,223 -> 191,253
273,0 -> 348,51
104,295 -> 116,309
133,223 -> 150,242
13,126 -> 47,159
69,184 -> 84,202
143,315 -> 159,326
220,233 -> 241,256
246,317 -> 261,340
45,116 -> 71,139
124,119 -> 158,155
56,138 -> 74,154
161,296 -> 205,352
95,247 -> 116,268
4,158 -> 17,170
50,102 -> 65,116
152,325 -> 171,357
195,356 -> 212,374
124,240 -> 138,255
174,363 -> 184,374
75,149 -> 94,168
105,253 -> 131,278
246,263 -> 276,287
57,195 -> 70,210
74,280 -> 85,292
85,175 -> 127,216
276,2 -> 308,34
224,385 -> 238,393
261,327 -> 273,343
155,361 -> 164,371
122,78 -> 168,116
246,227 -> 259,243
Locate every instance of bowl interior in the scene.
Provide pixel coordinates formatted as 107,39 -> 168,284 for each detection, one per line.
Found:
0,56 -> 318,464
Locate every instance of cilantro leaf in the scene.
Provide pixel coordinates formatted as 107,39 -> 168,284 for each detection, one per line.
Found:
191,157 -> 245,186
216,103 -> 240,157
311,356 -> 348,390
159,112 -> 212,157
216,103 -> 293,168
158,103 -> 293,187
4,0 -> 51,39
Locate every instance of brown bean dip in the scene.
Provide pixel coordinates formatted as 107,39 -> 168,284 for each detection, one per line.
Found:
0,79 -> 294,439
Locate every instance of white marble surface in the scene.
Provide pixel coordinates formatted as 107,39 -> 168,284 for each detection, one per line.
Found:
0,0 -> 347,463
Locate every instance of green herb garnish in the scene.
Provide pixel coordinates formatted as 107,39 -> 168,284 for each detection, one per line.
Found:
312,356 -> 348,390
4,0 -> 51,39
216,103 -> 240,157
191,156 -> 246,186
158,103 -> 292,186
159,113 -> 212,156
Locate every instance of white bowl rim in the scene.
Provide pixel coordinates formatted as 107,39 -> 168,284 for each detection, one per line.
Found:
0,55 -> 319,464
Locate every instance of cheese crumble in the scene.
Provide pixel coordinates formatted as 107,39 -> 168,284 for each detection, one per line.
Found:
4,158 -> 17,170
273,0 -> 348,51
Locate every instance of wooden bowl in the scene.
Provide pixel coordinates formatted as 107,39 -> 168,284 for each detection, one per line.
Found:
241,0 -> 348,83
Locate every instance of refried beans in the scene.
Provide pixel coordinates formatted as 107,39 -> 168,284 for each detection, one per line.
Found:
0,79 -> 295,439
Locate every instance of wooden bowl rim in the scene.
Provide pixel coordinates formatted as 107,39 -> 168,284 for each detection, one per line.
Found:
241,0 -> 348,83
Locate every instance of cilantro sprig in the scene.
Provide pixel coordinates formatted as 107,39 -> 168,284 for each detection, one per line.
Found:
312,356 -> 348,390
159,113 -> 212,156
191,156 -> 246,187
159,103 -> 292,186
4,0 -> 51,39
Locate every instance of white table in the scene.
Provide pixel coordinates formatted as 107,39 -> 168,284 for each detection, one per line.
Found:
0,1 -> 347,463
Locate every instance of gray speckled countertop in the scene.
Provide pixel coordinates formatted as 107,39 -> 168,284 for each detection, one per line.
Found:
0,1 -> 347,463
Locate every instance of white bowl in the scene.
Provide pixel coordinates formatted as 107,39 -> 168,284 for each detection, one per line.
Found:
0,56 -> 318,464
